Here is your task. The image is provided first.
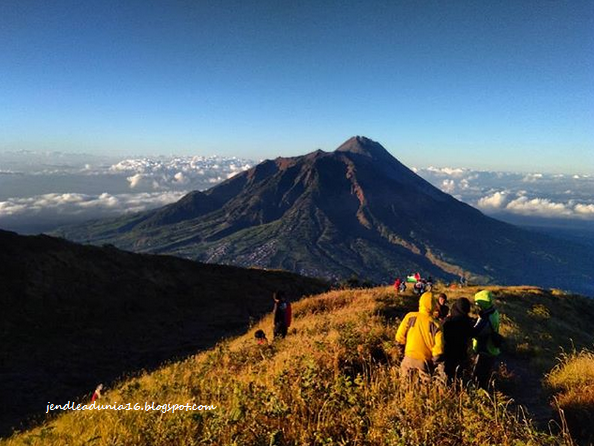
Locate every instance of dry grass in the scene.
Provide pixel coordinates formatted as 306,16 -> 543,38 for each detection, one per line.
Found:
547,349 -> 594,446
4,286 -> 590,446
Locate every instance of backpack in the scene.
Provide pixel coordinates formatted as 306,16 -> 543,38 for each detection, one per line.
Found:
488,318 -> 504,348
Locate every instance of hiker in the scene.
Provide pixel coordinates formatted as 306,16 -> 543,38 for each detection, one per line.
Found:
399,280 -> 407,293
434,293 -> 449,323
396,291 -> 444,383
472,290 -> 501,389
394,277 -> 403,294
442,298 -> 475,383
254,329 -> 268,345
414,272 -> 421,282
413,280 -> 425,296
272,291 -> 292,339
91,384 -> 103,403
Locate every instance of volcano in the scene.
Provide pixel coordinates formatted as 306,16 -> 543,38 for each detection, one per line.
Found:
56,136 -> 594,294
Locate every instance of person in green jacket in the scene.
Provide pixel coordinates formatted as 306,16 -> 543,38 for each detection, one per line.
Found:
472,290 -> 501,389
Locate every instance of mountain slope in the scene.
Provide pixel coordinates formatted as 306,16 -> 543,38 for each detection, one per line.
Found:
55,136 -> 594,295
4,285 -> 594,446
0,230 -> 327,437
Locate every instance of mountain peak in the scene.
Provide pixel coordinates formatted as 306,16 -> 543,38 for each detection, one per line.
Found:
335,136 -> 391,158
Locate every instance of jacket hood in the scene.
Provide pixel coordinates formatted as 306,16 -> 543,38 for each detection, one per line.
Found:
419,291 -> 434,314
451,297 -> 471,317
474,290 -> 494,311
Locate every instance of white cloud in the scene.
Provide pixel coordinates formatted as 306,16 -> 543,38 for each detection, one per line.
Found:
0,191 -> 186,222
505,196 -> 573,218
425,166 -> 467,177
415,166 -> 594,221
477,191 -> 508,209
441,179 -> 456,193
475,192 -> 594,220
173,172 -> 188,184
522,173 -> 543,182
575,204 -> 594,216
127,173 -> 146,188
0,153 -> 257,233
110,155 -> 253,190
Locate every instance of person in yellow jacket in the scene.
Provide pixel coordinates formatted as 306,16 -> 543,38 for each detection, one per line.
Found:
396,291 -> 444,381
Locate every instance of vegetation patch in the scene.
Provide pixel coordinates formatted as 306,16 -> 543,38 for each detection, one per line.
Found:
4,286 -> 594,445
547,349 -> 594,446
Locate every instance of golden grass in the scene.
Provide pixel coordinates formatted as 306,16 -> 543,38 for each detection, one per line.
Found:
547,350 -> 594,391
4,286 -> 591,446
547,349 -> 594,446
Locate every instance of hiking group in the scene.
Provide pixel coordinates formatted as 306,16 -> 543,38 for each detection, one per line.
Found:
396,288 -> 501,389
259,282 -> 501,390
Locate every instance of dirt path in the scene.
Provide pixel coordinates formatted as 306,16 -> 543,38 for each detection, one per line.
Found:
499,354 -> 554,430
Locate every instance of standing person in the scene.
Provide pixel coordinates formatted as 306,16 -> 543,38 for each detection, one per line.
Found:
272,291 -> 292,339
396,291 -> 444,383
394,277 -> 403,294
442,298 -> 475,383
472,290 -> 501,389
413,280 -> 425,296
434,293 -> 449,323
399,280 -> 407,293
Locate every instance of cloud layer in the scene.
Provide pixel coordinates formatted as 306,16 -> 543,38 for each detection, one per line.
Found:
1,151 -> 593,235
110,156 -> 253,190
415,167 -> 594,221
0,191 -> 186,216
0,191 -> 187,233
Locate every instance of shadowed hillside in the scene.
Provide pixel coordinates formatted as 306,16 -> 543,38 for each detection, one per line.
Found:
54,137 -> 594,296
4,284 -> 594,445
0,230 -> 328,437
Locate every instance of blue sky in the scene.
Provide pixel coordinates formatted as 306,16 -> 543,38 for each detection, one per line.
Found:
1,1 -> 593,173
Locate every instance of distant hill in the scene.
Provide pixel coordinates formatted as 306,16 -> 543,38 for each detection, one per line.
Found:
55,136 -> 594,295
5,285 -> 594,445
0,230 -> 327,437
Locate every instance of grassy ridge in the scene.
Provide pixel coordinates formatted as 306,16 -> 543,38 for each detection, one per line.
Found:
0,230 -> 328,437
4,285 -> 594,445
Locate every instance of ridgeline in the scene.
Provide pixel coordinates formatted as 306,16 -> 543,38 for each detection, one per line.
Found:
0,229 -> 328,437
4,284 -> 594,446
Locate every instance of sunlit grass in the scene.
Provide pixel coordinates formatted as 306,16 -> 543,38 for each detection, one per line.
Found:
4,285 -> 593,445
547,349 -> 594,446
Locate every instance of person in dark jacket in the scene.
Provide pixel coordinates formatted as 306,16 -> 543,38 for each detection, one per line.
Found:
272,291 -> 291,339
442,298 -> 475,383
434,293 -> 450,323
